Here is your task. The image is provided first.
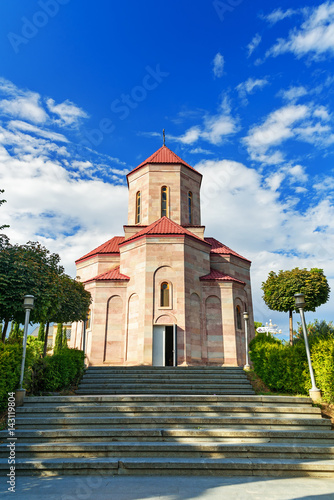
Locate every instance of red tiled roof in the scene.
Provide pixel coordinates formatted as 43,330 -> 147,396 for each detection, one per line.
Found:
200,268 -> 245,284
120,216 -> 211,245
76,236 -> 125,264
85,266 -> 130,284
127,145 -> 200,177
204,237 -> 251,263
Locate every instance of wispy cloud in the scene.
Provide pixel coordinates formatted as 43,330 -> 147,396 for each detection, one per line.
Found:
46,98 -> 89,127
260,8 -> 298,25
265,2 -> 334,60
247,34 -> 262,57
212,52 -> 224,78
279,86 -> 308,102
236,77 -> 269,104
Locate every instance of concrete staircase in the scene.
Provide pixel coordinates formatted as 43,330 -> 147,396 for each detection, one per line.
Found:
0,367 -> 333,477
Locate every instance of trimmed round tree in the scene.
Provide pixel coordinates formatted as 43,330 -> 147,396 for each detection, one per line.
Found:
262,268 -> 330,344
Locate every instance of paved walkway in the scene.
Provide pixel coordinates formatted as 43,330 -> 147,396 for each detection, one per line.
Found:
1,475 -> 334,499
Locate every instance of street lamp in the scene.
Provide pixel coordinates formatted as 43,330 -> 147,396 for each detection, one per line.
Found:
243,312 -> 250,370
294,293 -> 321,402
16,295 -> 35,406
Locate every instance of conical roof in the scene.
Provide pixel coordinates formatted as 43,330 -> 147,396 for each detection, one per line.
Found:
127,145 -> 200,177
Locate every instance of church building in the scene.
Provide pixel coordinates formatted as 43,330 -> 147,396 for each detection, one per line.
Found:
70,145 -> 255,366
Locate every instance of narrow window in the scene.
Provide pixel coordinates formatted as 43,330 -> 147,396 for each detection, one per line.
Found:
86,310 -> 91,329
188,191 -> 192,224
136,191 -> 141,224
160,282 -> 170,307
236,306 -> 242,330
161,186 -> 168,217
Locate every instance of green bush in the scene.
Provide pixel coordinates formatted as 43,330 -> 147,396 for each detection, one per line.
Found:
0,336 -> 43,411
0,336 -> 84,410
249,332 -> 334,401
27,348 -> 85,394
311,337 -> 334,402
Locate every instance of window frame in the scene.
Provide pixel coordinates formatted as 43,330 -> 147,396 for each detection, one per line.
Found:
188,191 -> 193,224
159,281 -> 172,309
161,185 -> 169,218
135,191 -> 141,224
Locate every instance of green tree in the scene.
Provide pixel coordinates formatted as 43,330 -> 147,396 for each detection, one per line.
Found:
54,323 -> 63,354
262,268 -> 330,345
295,319 -> 334,342
9,322 -> 23,342
0,236 -> 64,341
42,274 -> 91,356
0,189 -> 9,232
37,323 -> 45,342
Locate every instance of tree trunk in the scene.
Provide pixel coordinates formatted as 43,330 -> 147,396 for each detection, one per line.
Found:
43,322 -> 50,357
1,319 -> 9,342
289,309 -> 293,345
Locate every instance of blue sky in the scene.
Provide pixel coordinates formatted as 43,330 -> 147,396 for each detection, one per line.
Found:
0,0 -> 334,338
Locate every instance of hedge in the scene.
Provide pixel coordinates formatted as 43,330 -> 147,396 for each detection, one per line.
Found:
0,337 -> 84,411
249,332 -> 334,402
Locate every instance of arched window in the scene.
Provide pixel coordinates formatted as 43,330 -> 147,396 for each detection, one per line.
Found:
188,191 -> 192,224
161,186 -> 168,217
236,306 -> 242,330
160,282 -> 170,307
136,191 -> 141,224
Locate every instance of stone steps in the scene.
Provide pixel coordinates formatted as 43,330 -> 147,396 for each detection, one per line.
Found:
2,441 -> 334,460
76,367 -> 254,396
1,367 -> 333,477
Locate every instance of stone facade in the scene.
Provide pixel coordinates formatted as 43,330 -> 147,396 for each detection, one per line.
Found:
70,145 -> 255,366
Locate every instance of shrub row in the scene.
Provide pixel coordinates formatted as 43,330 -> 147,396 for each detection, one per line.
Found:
249,332 -> 334,402
0,337 -> 84,411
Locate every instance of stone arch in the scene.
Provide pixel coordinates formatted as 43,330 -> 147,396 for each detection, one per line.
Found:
205,295 -> 223,363
155,313 -> 177,325
104,295 -> 123,363
189,293 -> 201,362
125,293 -> 139,362
153,265 -> 176,319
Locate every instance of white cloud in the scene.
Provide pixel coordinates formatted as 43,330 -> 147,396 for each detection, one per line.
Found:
0,93 -> 47,124
236,78 -> 269,104
46,98 -> 89,127
244,104 -> 309,162
261,8 -> 298,25
8,120 -> 69,143
196,158 -> 334,332
266,3 -> 334,60
247,34 -> 262,56
170,97 -> 239,146
212,52 -> 224,78
189,147 -> 213,155
280,86 -> 308,102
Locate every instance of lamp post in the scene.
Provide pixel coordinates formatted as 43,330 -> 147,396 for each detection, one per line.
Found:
243,312 -> 250,370
294,293 -> 321,402
16,295 -> 35,406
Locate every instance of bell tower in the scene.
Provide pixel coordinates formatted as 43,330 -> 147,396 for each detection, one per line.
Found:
126,144 -> 202,227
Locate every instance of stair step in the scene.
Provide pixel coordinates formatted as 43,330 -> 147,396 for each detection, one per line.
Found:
3,428 -> 333,444
23,395 -> 313,405
16,404 -> 322,416
14,415 -> 331,430
1,457 -> 333,477
3,441 -> 334,460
